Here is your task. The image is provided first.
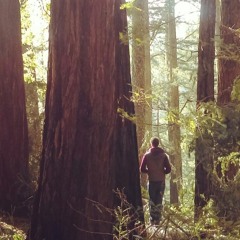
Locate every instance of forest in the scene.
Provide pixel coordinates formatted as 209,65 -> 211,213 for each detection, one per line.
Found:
0,0 -> 240,239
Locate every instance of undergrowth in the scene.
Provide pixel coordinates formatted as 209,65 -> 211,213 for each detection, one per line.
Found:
113,187 -> 240,240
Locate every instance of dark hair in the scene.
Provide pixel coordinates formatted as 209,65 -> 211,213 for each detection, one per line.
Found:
151,137 -> 159,147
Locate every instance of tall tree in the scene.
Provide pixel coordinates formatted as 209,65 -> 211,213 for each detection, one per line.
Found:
213,0 -> 240,218
166,0 -> 182,205
194,0 -> 215,219
132,0 -> 152,153
21,0 -> 43,183
218,0 -> 240,105
216,0 -> 240,182
28,1 -> 143,240
0,0 -> 30,215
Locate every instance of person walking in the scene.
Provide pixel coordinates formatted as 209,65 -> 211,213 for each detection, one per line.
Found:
140,137 -> 171,225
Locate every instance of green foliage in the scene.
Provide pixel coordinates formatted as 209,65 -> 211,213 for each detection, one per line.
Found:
231,78 -> 240,101
13,234 -> 24,240
0,234 -> 25,240
20,1 -> 37,84
218,42 -> 240,63
117,108 -> 136,123
193,97 -> 240,221
212,173 -> 240,221
113,206 -> 131,239
119,31 -> 129,45
193,100 -> 240,161
120,0 -> 136,10
0,216 -> 27,240
167,108 -> 181,125
112,190 -> 144,240
20,1 -> 48,185
115,188 -> 240,240
217,152 -> 240,175
192,200 -> 240,240
140,197 -> 240,239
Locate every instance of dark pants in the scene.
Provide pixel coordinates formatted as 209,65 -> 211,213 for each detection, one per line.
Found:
148,181 -> 165,223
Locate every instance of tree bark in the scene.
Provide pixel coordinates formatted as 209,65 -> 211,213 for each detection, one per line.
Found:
195,0 -> 215,220
25,81 -> 42,182
132,0 -> 152,188
28,1 -> 143,240
218,0 -> 240,105
166,0 -> 182,205
132,0 -> 152,153
0,0 -> 30,215
213,1 -> 240,218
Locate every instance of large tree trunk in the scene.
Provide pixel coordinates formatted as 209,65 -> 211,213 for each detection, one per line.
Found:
216,0 -> 240,181
195,0 -> 215,220
218,0 -> 240,105
166,0 -> 182,205
0,0 -> 30,215
217,0 -> 240,180
28,1 -> 143,240
213,0 -> 240,219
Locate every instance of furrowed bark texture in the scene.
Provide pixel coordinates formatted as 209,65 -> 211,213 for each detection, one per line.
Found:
216,0 -> 240,191
195,0 -> 215,219
28,1 -> 142,240
218,0 -> 240,104
0,0 -> 30,214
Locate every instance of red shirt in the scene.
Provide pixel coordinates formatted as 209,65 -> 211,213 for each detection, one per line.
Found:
140,147 -> 171,181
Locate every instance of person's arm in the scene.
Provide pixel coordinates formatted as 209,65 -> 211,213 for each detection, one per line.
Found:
164,154 -> 171,174
140,155 -> 148,173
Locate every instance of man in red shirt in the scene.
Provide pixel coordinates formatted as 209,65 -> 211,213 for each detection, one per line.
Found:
140,137 -> 171,225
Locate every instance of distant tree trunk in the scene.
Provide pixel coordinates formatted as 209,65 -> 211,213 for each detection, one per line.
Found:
132,0 -> 152,153
218,0 -> 240,105
166,0 -> 182,205
143,1 -> 152,139
0,0 -> 30,215
28,1 -> 143,240
25,80 -> 42,182
21,0 -> 44,183
132,0 -> 152,188
142,1 -> 152,154
215,0 -> 221,51
195,0 -> 215,220
215,0 -> 221,78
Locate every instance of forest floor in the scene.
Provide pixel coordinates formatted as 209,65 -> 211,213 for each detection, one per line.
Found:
0,213 -> 29,239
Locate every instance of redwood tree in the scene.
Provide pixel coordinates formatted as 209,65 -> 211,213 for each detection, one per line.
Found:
132,0 -> 152,153
218,0 -> 240,105
132,0 -> 152,187
0,0 -> 30,214
195,0 -> 215,219
213,0 -> 240,219
166,0 -> 182,205
28,1 -> 142,240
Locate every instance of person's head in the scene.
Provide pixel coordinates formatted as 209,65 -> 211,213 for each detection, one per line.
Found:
150,137 -> 159,148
